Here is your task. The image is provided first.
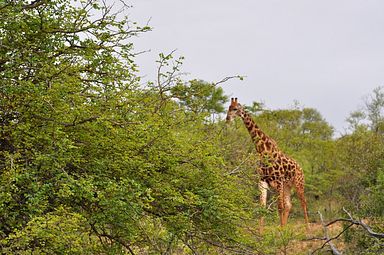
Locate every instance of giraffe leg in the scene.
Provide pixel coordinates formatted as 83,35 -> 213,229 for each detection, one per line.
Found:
282,183 -> 292,226
297,188 -> 309,224
258,181 -> 268,227
294,174 -> 309,225
276,184 -> 286,226
276,183 -> 292,226
277,196 -> 285,226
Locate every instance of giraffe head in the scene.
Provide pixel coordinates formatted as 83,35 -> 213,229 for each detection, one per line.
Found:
226,98 -> 244,122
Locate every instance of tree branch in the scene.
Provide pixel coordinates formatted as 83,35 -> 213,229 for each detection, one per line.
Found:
311,211 -> 342,255
213,75 -> 245,86
325,208 -> 384,239
311,208 -> 384,255
193,234 -> 260,255
63,116 -> 100,127
225,154 -> 252,176
89,222 -> 135,255
22,0 -> 47,10
32,114 -> 100,127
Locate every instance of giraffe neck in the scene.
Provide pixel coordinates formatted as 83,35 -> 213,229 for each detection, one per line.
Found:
239,109 -> 276,154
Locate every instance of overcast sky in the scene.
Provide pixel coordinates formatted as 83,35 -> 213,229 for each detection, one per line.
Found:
129,0 -> 384,134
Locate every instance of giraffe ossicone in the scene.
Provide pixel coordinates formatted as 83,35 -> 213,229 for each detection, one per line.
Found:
226,97 -> 309,226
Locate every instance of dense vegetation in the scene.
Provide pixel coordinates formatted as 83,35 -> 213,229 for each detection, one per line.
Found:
0,1 -> 383,254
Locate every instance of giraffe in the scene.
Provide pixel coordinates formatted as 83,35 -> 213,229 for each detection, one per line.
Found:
226,98 -> 309,226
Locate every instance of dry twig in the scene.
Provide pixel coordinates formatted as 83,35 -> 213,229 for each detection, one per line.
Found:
311,211 -> 342,255
310,208 -> 384,255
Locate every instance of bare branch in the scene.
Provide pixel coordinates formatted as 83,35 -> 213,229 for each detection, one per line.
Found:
324,208 -> 384,239
325,208 -> 384,239
213,75 -> 245,87
89,223 -> 135,255
62,116 -> 100,127
225,154 -> 252,176
311,211 -> 342,255
152,50 -> 184,112
311,208 -> 384,255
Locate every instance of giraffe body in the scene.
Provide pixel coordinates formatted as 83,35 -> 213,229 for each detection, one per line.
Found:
226,98 -> 309,226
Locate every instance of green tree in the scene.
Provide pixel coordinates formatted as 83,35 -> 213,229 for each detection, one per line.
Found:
339,87 -> 384,211
347,86 -> 384,133
171,79 -> 228,114
330,87 -> 384,254
366,86 -> 384,133
0,1 -> 259,253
